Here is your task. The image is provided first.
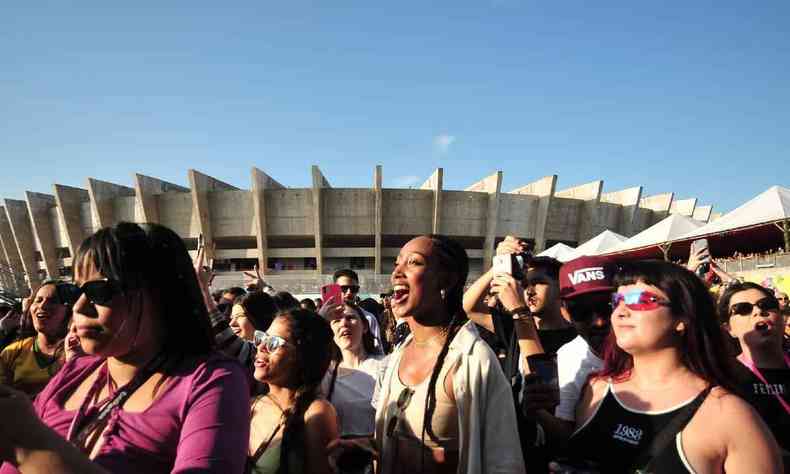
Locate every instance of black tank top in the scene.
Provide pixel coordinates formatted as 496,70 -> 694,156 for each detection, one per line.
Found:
568,382 -> 703,473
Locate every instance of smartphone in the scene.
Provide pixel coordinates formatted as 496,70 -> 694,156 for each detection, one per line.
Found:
492,255 -> 513,275
691,239 -> 710,262
320,283 -> 343,308
526,353 -> 559,389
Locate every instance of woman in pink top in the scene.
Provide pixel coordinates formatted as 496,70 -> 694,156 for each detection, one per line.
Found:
0,222 -> 250,474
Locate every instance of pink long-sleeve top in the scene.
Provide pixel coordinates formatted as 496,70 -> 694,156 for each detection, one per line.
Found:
1,352 -> 250,474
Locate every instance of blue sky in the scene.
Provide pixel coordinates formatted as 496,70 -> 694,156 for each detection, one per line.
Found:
1,1 -> 788,213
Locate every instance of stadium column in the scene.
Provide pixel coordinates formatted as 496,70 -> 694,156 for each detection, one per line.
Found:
3,199 -> 41,288
251,167 -> 285,274
556,180 -> 603,244
373,165 -> 383,274
312,166 -> 331,274
134,174 -> 190,224
0,207 -> 26,293
639,193 -> 674,226
692,205 -> 713,223
510,175 -> 557,252
420,168 -> 443,234
86,178 -> 135,230
0,232 -> 13,291
466,171 -> 503,272
25,192 -> 59,279
53,184 -> 90,260
188,170 -> 239,262
600,186 -> 643,236
670,198 -> 698,218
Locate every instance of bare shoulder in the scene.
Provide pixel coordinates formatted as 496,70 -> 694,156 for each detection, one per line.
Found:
305,398 -> 338,422
698,387 -> 760,426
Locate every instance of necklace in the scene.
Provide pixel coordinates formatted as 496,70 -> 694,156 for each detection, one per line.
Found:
412,326 -> 449,347
265,393 -> 288,414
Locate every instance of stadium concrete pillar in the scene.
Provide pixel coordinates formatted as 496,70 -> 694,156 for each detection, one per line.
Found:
774,220 -> 790,252
25,192 -> 59,279
373,165 -> 383,274
312,166 -> 331,274
601,186 -> 643,236
0,207 -> 26,292
639,193 -> 674,225
692,205 -> 713,223
670,198 -> 698,218
53,184 -> 90,258
4,199 -> 41,288
467,172 -> 503,272
188,170 -> 238,262
510,175 -> 557,252
134,174 -> 189,224
251,167 -> 285,274
420,168 -> 443,234
87,178 -> 135,229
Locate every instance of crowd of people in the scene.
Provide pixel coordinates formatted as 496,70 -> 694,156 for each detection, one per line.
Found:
0,222 -> 787,473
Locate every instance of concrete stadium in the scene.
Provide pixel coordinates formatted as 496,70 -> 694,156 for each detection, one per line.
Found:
0,166 -> 715,295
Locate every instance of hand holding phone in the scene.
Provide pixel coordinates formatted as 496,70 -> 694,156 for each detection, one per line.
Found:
320,284 -> 343,309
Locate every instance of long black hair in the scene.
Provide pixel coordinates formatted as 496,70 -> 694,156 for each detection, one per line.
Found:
73,222 -> 214,357
420,234 -> 469,445
233,290 -> 278,332
274,309 -> 334,474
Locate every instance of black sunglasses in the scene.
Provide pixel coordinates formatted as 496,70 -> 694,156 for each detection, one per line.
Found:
56,279 -> 123,307
340,285 -> 360,294
729,297 -> 779,317
386,387 -> 415,437
564,298 -> 613,323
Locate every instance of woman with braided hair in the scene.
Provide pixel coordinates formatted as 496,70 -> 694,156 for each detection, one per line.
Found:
330,235 -> 524,474
248,309 -> 339,474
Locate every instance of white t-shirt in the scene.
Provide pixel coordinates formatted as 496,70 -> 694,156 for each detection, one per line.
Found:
554,335 -> 603,422
322,356 -> 385,436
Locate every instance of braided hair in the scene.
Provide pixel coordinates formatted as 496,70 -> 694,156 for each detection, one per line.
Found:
273,309 -> 334,474
420,235 -> 469,448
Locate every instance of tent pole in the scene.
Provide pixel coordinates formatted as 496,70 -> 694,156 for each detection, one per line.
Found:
784,219 -> 790,253
659,243 -> 671,261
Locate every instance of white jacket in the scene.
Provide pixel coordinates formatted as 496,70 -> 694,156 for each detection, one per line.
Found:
374,321 -> 526,474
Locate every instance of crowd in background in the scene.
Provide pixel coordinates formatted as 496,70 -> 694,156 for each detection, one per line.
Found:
0,222 -> 787,473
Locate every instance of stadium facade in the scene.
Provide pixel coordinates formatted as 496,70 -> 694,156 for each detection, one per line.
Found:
0,166 -> 714,295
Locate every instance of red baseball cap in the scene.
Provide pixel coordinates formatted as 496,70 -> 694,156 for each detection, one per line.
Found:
559,255 -> 616,300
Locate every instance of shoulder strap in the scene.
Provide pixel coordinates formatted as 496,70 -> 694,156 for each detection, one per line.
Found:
633,385 -> 713,472
326,362 -> 340,402
248,419 -> 284,465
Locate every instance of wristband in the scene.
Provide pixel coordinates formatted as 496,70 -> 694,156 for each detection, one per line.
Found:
507,306 -> 532,320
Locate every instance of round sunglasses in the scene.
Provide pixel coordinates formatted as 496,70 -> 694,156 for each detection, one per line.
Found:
253,331 -> 293,353
729,297 -> 779,317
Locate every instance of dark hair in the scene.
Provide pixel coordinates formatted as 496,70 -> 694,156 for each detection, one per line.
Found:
299,298 -> 317,312
74,222 -> 214,357
343,303 -> 378,356
420,235 -> 469,445
332,268 -> 359,283
358,298 -> 383,318
600,260 -> 738,393
273,291 -> 300,313
273,309 -> 334,474
717,281 -> 778,324
211,289 -> 224,304
223,287 -> 246,299
233,291 -> 277,332
35,280 -> 72,340
527,256 -> 561,280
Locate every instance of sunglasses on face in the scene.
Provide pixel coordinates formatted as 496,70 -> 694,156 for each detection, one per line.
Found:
611,289 -> 671,312
340,285 -> 360,294
729,297 -> 779,317
253,331 -> 292,353
565,298 -> 613,323
56,279 -> 122,307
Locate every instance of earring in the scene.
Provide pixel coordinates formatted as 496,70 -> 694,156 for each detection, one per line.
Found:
676,321 -> 686,333
440,289 -> 446,300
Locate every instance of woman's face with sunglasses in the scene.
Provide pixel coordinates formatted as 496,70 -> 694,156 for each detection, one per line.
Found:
69,260 -> 148,358
727,288 -> 783,348
611,282 -> 679,355
253,317 -> 299,387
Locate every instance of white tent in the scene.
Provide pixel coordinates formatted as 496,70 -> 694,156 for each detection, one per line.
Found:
607,214 -> 705,254
678,185 -> 790,240
537,242 -> 576,262
567,230 -> 627,259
